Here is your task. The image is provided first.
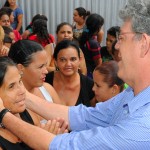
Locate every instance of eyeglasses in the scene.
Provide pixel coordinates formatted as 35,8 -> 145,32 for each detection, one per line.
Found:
116,31 -> 143,42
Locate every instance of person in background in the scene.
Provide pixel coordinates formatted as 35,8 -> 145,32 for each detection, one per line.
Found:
46,40 -> 95,106
28,19 -> 55,47
4,0 -> 23,34
0,10 -> 21,41
1,0 -> 150,149
73,7 -> 104,44
101,26 -> 120,62
0,56 -> 68,150
93,60 -> 124,103
79,13 -> 104,78
50,22 -> 87,75
111,40 -> 128,89
0,7 -> 14,24
0,25 -> 9,56
22,14 -> 48,39
28,18 -> 55,73
0,11 -> 11,27
111,40 -> 120,62
73,7 -> 90,42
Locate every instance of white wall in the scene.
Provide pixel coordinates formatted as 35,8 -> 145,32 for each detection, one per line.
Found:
0,0 -> 127,45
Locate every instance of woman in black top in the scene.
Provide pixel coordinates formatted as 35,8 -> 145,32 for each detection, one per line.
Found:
46,40 -> 95,106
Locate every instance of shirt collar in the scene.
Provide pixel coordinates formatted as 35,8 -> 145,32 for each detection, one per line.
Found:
127,86 -> 150,113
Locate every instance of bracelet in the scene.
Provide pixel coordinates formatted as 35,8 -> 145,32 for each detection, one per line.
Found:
0,108 -> 10,128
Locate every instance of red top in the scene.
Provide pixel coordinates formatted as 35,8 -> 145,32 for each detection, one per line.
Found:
13,30 -> 22,42
28,34 -> 55,47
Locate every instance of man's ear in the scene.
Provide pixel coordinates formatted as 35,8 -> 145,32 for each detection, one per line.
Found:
140,33 -> 150,58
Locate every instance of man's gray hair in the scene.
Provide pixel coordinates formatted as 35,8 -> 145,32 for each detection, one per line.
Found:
119,0 -> 150,35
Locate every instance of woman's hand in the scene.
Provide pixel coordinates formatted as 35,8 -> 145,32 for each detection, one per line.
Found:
40,118 -> 68,135
0,45 -> 9,56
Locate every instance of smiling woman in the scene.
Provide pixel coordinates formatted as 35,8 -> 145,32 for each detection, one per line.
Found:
45,40 -> 95,106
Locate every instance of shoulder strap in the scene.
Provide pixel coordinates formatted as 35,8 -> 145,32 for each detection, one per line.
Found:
20,110 -> 34,125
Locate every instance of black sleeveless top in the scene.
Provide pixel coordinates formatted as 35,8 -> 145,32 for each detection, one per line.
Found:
45,72 -> 95,106
0,109 -> 34,150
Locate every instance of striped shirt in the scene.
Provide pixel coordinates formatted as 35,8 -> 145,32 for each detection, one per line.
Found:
50,86 -> 150,149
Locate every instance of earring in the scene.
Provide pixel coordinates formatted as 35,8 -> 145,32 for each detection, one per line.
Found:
55,66 -> 59,71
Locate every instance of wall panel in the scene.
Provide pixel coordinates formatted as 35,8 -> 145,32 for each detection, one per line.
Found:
0,0 -> 127,45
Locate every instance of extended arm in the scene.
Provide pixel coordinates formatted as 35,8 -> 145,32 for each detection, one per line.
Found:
16,14 -> 23,32
26,92 -> 69,125
2,112 -> 55,150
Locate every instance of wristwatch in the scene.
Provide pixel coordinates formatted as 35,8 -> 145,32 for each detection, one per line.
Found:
0,108 -> 10,128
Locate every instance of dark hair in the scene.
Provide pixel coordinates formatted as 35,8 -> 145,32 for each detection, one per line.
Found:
2,26 -> 13,35
0,56 -> 16,87
29,19 -> 53,45
26,14 -> 48,30
54,40 -> 80,60
32,14 -> 47,23
107,26 -> 120,38
0,11 -> 9,19
79,13 -> 104,46
56,22 -> 73,34
4,0 -> 10,7
75,7 -> 90,19
0,7 -> 13,17
8,40 -> 44,67
94,61 -> 124,92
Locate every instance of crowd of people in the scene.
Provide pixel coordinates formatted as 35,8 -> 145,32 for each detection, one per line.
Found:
0,0 -> 150,149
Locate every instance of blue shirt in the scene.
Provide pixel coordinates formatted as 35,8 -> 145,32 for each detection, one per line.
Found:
50,87 -> 150,149
11,7 -> 23,30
